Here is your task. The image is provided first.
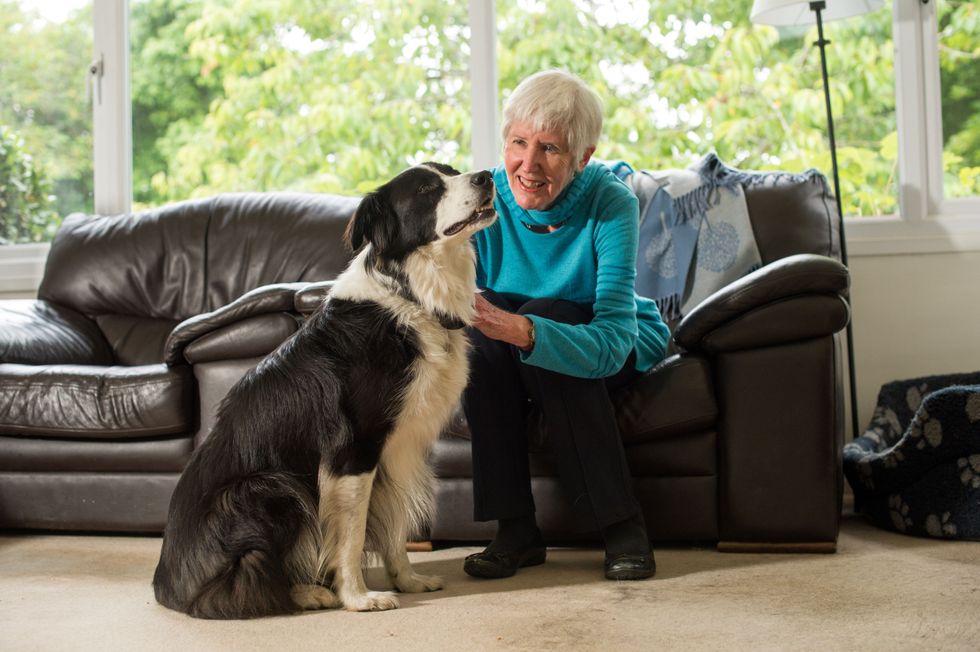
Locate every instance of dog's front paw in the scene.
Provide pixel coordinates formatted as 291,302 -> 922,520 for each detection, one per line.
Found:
343,590 -> 400,612
393,572 -> 444,593
291,584 -> 341,610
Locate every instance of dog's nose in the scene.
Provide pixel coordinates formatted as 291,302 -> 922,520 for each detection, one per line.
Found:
471,171 -> 493,187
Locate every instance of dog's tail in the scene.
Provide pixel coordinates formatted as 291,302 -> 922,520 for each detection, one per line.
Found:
188,546 -> 295,620
158,472 -> 318,620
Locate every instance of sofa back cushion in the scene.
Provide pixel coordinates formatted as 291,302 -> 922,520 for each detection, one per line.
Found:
204,193 -> 359,310
37,192 -> 361,363
39,198 -> 212,321
743,173 -> 840,265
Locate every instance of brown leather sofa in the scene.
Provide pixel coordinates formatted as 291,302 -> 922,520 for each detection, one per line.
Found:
0,193 -> 358,531
0,172 -> 849,551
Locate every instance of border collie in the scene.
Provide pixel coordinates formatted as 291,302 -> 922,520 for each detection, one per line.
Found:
153,163 -> 495,618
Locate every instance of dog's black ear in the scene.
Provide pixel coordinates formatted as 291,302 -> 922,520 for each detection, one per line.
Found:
345,191 -> 399,254
344,198 -> 370,252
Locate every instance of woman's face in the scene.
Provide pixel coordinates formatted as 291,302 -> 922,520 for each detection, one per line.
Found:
503,120 -> 592,211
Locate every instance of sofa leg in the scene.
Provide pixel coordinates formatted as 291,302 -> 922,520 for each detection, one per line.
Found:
717,541 -> 837,554
406,541 -> 433,552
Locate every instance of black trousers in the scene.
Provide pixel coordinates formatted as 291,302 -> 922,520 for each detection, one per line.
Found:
462,289 -> 641,531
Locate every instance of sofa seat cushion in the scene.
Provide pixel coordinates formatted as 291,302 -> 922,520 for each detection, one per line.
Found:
614,354 -> 717,444
0,363 -> 195,438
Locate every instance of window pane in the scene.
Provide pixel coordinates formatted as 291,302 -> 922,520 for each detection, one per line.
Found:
1,0 -> 92,244
938,0 -> 980,200
495,0 -> 897,217
130,0 -> 471,209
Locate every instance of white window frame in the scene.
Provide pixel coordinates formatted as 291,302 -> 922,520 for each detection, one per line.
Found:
469,0 -> 500,170
845,0 -> 980,255
0,0 -> 130,293
921,0 -> 979,221
92,0 -> 132,216
2,0 -> 978,294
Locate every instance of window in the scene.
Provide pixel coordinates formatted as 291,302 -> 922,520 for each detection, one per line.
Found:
129,0 -> 472,208
1,0 -> 978,279
0,0 -> 92,245
496,0 -> 899,218
843,0 -> 980,255
934,0 -> 980,207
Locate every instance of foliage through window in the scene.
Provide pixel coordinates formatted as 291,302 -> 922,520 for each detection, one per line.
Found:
938,0 -> 980,199
130,0 -> 472,206
497,0 -> 899,217
1,0 -> 978,246
0,0 -> 92,244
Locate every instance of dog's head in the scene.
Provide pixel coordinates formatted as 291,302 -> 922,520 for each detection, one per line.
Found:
345,163 -> 496,260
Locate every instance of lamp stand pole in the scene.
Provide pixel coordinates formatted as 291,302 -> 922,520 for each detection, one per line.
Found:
811,0 -> 860,440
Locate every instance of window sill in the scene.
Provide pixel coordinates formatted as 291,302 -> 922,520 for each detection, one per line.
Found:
0,243 -> 50,295
846,213 -> 980,257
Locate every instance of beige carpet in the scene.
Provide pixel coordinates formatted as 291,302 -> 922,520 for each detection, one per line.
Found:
1,514 -> 978,651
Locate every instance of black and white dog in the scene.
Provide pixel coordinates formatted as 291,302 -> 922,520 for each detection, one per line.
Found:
153,163 -> 495,618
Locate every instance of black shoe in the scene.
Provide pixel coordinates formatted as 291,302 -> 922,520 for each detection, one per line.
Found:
463,540 -> 547,579
604,551 -> 656,581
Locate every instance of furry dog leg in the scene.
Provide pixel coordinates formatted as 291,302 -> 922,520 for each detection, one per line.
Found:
320,469 -> 399,611
380,518 -> 443,594
369,468 -> 444,594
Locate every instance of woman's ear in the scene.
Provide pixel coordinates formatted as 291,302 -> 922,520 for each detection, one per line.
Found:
578,146 -> 596,172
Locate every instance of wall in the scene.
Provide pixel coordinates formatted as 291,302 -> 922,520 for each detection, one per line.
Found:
847,249 -> 980,436
2,291 -> 35,300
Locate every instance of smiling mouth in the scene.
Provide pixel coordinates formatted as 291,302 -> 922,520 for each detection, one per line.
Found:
518,175 -> 546,191
443,204 -> 497,237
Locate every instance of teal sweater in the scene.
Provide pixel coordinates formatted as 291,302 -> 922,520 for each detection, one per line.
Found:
475,160 -> 670,379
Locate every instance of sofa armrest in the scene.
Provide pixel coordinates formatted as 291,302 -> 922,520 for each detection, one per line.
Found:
295,280 -> 336,314
164,282 -> 308,365
181,313 -> 302,364
0,300 -> 114,365
672,254 -> 849,353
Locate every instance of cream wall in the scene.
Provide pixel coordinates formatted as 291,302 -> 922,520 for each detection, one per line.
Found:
2,291 -> 35,300
847,250 -> 980,436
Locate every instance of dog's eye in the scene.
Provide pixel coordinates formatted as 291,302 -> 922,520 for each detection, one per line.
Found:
417,184 -> 437,194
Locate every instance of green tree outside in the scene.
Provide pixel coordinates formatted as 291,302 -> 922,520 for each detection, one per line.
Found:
0,0 -> 92,243
1,0 -> 977,244
0,125 -> 58,244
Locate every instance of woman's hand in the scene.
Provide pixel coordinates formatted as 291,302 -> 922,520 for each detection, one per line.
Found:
473,293 -> 534,351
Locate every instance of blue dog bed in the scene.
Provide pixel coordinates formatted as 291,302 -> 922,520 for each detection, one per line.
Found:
843,372 -> 980,540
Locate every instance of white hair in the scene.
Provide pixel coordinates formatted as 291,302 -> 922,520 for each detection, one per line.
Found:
501,70 -> 603,162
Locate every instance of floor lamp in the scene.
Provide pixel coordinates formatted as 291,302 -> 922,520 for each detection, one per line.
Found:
749,0 -> 883,439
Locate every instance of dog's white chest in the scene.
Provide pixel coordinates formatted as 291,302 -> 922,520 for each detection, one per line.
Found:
405,327 -> 470,422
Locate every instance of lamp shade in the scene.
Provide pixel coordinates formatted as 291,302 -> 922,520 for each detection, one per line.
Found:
750,0 -> 883,26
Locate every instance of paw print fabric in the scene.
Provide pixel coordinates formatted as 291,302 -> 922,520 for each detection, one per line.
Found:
843,372 -> 980,540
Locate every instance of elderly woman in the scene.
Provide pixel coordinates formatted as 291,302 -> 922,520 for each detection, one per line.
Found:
462,70 -> 670,581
